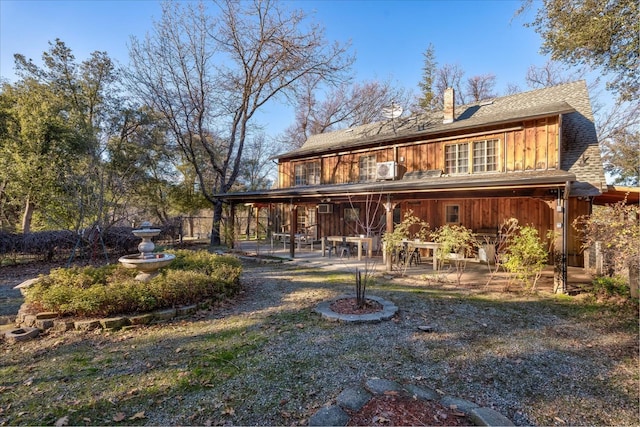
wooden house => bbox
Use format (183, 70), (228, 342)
(219, 81), (608, 290)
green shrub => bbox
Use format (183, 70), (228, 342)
(382, 210), (430, 274)
(24, 250), (242, 317)
(430, 224), (478, 285)
(503, 225), (547, 291)
(591, 276), (630, 298)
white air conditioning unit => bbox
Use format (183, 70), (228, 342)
(376, 161), (397, 180)
(317, 204), (333, 214)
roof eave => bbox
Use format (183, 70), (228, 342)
(216, 171), (576, 203)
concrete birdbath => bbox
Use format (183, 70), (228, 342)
(118, 221), (175, 282)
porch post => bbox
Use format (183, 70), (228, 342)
(553, 185), (568, 294)
(255, 205), (260, 240)
(383, 198), (396, 272)
(289, 202), (297, 258)
(229, 202), (236, 250)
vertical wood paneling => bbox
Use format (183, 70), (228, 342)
(511, 130), (524, 171)
(288, 116), (560, 186)
(279, 162), (291, 187)
(524, 122), (536, 170)
(548, 119), (559, 169)
(535, 119), (547, 169)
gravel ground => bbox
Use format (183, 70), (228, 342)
(1, 259), (638, 426)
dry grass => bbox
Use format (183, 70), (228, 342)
(1, 260), (638, 426)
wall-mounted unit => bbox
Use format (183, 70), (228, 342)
(317, 204), (334, 214)
(376, 161), (397, 180)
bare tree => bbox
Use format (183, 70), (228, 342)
(465, 73), (497, 102)
(504, 82), (522, 95)
(434, 63), (465, 106)
(283, 78), (410, 149)
(127, 0), (352, 245)
(525, 60), (581, 89)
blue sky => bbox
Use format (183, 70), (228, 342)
(1, 0), (554, 136)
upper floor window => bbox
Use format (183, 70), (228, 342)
(359, 155), (377, 181)
(473, 139), (498, 172)
(294, 161), (320, 186)
(444, 139), (498, 174)
(445, 143), (469, 174)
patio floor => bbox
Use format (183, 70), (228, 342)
(233, 239), (593, 293)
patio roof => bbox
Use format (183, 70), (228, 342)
(593, 185), (640, 205)
(217, 170), (576, 204)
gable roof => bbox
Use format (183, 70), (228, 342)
(278, 80), (606, 195)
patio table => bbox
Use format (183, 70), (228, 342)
(321, 235), (373, 260)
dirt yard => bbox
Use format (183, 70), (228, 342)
(1, 257), (638, 426)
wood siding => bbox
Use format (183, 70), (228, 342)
(278, 117), (559, 185)
(272, 115), (587, 265)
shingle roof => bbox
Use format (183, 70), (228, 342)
(278, 80), (606, 195)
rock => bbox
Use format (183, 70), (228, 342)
(100, 317), (129, 331)
(74, 319), (100, 331)
(365, 378), (403, 395)
(417, 325), (436, 332)
(404, 383), (439, 401)
(35, 319), (54, 330)
(176, 304), (198, 317)
(153, 308), (176, 322)
(336, 386), (372, 412)
(440, 396), (480, 414)
(53, 320), (74, 332)
(23, 314), (37, 327)
(129, 313), (154, 325)
(308, 405), (349, 426)
(4, 327), (39, 343)
(469, 407), (515, 426)
(35, 312), (58, 320)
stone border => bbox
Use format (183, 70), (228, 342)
(4, 326), (40, 343)
(5, 277), (215, 342)
(315, 295), (398, 323)
(309, 378), (514, 426)
(3, 303), (206, 343)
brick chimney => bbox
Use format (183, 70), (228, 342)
(443, 87), (455, 124)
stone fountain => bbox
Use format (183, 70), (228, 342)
(118, 221), (176, 281)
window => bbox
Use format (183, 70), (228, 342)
(445, 204), (460, 224)
(344, 208), (360, 222)
(297, 208), (306, 231)
(296, 207), (317, 238)
(359, 155), (377, 181)
(444, 139), (498, 174)
(473, 139), (498, 172)
(294, 161), (320, 186)
(445, 143), (469, 174)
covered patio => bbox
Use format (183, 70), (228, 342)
(231, 239), (594, 293)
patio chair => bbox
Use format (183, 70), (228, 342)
(394, 244), (407, 266)
(408, 247), (421, 266)
(338, 237), (351, 258)
(324, 237), (338, 257)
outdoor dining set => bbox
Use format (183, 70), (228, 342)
(269, 232), (441, 270)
